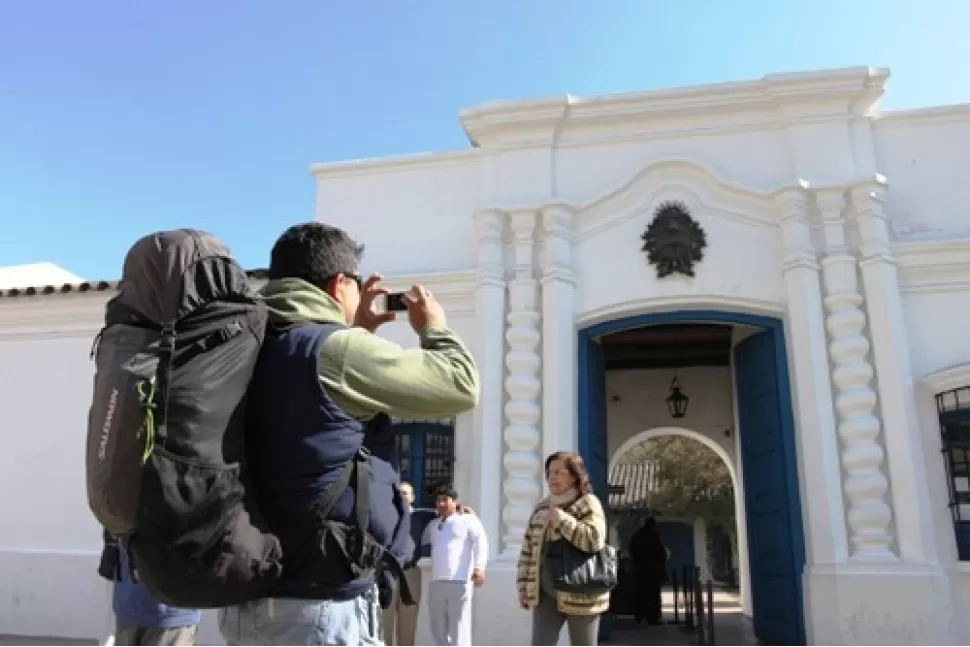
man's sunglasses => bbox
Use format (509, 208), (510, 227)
(326, 272), (362, 291)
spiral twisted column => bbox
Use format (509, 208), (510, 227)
(501, 209), (543, 554)
(817, 188), (894, 561)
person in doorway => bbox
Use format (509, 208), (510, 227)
(423, 486), (489, 646)
(381, 481), (436, 645)
(219, 222), (481, 646)
(517, 451), (609, 646)
(629, 517), (668, 625)
(98, 532), (201, 646)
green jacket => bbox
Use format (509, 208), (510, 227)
(261, 278), (480, 420)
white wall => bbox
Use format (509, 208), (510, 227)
(605, 367), (736, 465)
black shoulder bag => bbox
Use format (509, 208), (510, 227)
(545, 539), (619, 595)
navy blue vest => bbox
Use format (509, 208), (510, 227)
(246, 322), (413, 599)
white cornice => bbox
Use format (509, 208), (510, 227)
(894, 239), (970, 294)
(920, 363), (970, 394)
(309, 149), (481, 180)
(875, 103), (970, 127)
(460, 66), (889, 149)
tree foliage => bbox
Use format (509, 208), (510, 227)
(618, 436), (735, 526)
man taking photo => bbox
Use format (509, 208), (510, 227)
(219, 222), (480, 646)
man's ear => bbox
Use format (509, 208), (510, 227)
(321, 275), (341, 299)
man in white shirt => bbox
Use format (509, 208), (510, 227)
(423, 486), (488, 646)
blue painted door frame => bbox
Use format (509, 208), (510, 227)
(577, 310), (807, 645)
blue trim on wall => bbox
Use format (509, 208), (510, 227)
(577, 309), (806, 644)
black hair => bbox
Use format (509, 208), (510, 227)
(268, 222), (364, 287)
(433, 485), (458, 501)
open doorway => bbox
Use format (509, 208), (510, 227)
(578, 313), (806, 646)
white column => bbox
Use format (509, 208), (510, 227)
(850, 181), (939, 565)
(501, 209), (543, 556)
(816, 188), (895, 561)
(471, 209), (507, 555)
(774, 187), (849, 565)
(693, 518), (709, 579)
(540, 205), (577, 465)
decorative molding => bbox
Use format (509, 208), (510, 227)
(381, 270), (478, 317)
(473, 209), (507, 285)
(816, 188), (896, 561)
(576, 294), (785, 330)
(460, 67), (888, 149)
(920, 363), (970, 394)
(893, 239), (970, 294)
(501, 209), (543, 555)
(539, 206), (574, 285)
(876, 103), (970, 127)
(774, 185), (818, 272)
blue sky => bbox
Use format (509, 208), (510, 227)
(1, 0), (968, 280)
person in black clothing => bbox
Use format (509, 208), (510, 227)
(629, 517), (668, 625)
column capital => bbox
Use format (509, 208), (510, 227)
(539, 204), (573, 237)
(508, 208), (538, 237)
(773, 186), (810, 221)
(815, 189), (849, 251)
(473, 208), (507, 239)
(848, 177), (893, 261)
(815, 188), (847, 216)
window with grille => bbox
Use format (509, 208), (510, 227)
(936, 386), (970, 561)
(394, 419), (455, 508)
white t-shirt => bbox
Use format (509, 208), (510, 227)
(423, 513), (489, 582)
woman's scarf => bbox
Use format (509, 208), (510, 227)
(534, 488), (580, 530)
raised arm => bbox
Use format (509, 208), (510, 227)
(320, 326), (480, 421)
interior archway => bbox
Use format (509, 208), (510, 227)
(610, 426), (739, 495)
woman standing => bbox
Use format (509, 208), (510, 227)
(516, 451), (609, 646)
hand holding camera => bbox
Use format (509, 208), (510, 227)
(389, 284), (446, 334)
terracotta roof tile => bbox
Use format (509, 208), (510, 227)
(0, 269), (270, 300)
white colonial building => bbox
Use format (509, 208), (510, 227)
(2, 66), (970, 645)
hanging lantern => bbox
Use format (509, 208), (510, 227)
(666, 374), (689, 419)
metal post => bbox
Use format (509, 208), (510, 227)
(670, 568), (680, 625)
(695, 568), (706, 645)
(683, 565), (694, 631)
(707, 578), (716, 646)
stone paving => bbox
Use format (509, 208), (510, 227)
(604, 589), (757, 646)
(1, 590), (757, 646)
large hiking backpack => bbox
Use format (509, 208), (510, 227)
(85, 229), (282, 608)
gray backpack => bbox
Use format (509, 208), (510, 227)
(85, 229), (282, 607)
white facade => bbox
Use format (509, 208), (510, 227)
(2, 66), (970, 644)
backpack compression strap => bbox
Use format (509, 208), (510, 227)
(312, 448), (415, 606)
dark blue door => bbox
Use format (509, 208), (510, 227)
(578, 336), (609, 501)
(657, 521), (695, 575)
(578, 335), (612, 640)
(734, 331), (805, 645)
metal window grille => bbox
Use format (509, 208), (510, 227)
(935, 386), (970, 560)
(393, 419), (455, 508)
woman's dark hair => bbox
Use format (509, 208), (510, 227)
(544, 451), (592, 495)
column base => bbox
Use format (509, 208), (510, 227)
(804, 563), (955, 645)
